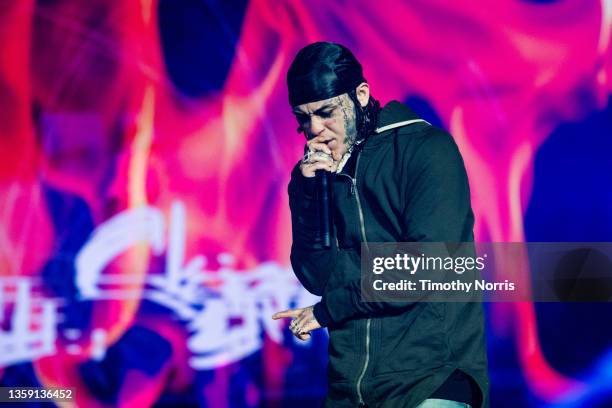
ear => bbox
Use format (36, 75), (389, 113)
(355, 82), (370, 108)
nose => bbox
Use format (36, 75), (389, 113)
(309, 115), (326, 137)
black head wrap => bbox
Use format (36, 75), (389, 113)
(287, 42), (365, 107)
(287, 42), (381, 141)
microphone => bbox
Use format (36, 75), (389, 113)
(315, 169), (333, 248)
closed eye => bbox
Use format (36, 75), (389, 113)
(292, 104), (337, 127)
(294, 113), (310, 125)
(317, 109), (334, 118)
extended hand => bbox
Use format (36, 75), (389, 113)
(272, 305), (321, 341)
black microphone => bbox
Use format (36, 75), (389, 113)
(315, 169), (333, 248)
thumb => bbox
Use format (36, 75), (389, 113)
(297, 332), (311, 341)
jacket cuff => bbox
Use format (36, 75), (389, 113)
(298, 173), (317, 198)
(313, 300), (332, 328)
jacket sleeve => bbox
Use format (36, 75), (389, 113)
(314, 129), (475, 326)
(288, 163), (338, 297)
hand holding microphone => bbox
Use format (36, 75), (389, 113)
(299, 146), (336, 177)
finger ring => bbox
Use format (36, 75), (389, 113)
(303, 150), (332, 164)
(303, 151), (314, 163)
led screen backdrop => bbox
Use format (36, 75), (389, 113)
(1, 0), (612, 406)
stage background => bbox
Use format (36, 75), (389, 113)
(1, 0), (611, 406)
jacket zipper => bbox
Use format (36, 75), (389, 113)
(350, 153), (371, 406)
(336, 151), (371, 406)
(338, 152), (372, 405)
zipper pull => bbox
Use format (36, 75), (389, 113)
(350, 180), (356, 196)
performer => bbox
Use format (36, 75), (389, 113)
(273, 42), (489, 408)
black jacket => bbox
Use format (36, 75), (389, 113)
(288, 101), (489, 408)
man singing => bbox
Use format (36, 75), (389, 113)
(272, 42), (489, 408)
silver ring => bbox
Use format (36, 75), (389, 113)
(303, 151), (314, 163)
(303, 150), (332, 164)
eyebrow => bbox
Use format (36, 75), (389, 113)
(292, 103), (336, 116)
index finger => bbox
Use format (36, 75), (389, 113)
(272, 309), (301, 319)
(307, 140), (332, 155)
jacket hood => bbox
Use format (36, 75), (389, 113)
(362, 101), (427, 149)
(375, 100), (421, 130)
